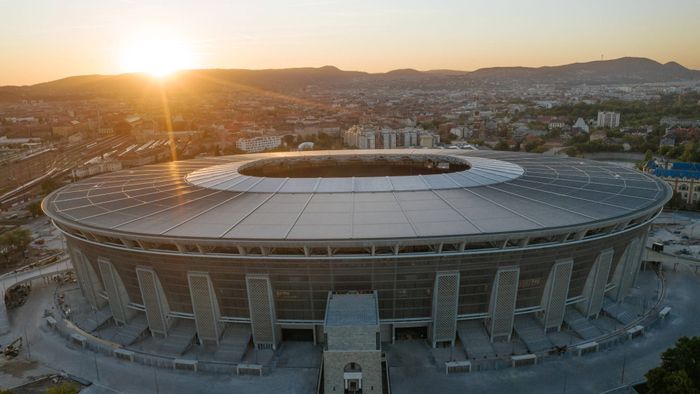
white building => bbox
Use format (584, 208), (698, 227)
(449, 127), (472, 139)
(344, 126), (377, 149)
(72, 160), (123, 179)
(420, 134), (440, 148)
(236, 136), (282, 153)
(573, 118), (590, 133)
(380, 129), (397, 149)
(345, 125), (427, 149)
(596, 111), (620, 128)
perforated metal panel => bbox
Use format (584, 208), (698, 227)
(432, 271), (460, 346)
(579, 249), (613, 317)
(188, 272), (221, 344)
(98, 258), (130, 324)
(246, 275), (278, 348)
(70, 249), (92, 303)
(71, 249), (104, 309)
(632, 233), (649, 286)
(615, 238), (642, 301)
(488, 267), (519, 341)
(137, 267), (170, 336)
(541, 259), (573, 331)
(610, 246), (629, 302)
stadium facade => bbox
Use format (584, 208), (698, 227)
(43, 150), (671, 349)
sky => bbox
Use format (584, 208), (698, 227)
(1, 0), (699, 85)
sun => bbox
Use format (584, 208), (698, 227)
(120, 36), (196, 77)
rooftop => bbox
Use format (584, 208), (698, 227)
(43, 150), (671, 242)
(324, 293), (378, 327)
(647, 159), (700, 180)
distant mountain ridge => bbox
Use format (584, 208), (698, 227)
(464, 57), (700, 83)
(1, 57), (698, 100)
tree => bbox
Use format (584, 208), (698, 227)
(41, 179), (59, 194)
(28, 201), (44, 217)
(0, 228), (32, 264)
(494, 140), (510, 151)
(645, 149), (653, 162)
(645, 336), (700, 393)
(282, 134), (296, 148)
(679, 142), (700, 163)
(646, 369), (698, 394)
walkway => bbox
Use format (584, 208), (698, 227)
(644, 248), (700, 272)
(0, 257), (73, 334)
(0, 257), (73, 293)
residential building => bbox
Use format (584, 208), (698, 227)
(380, 129), (397, 149)
(72, 160), (123, 179)
(596, 111), (620, 128)
(235, 136), (282, 153)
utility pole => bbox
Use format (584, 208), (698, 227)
(25, 328), (31, 359)
(562, 370), (567, 393)
(153, 364), (160, 394)
(92, 306), (100, 384)
(620, 350), (627, 385)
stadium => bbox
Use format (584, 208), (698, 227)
(43, 150), (671, 352)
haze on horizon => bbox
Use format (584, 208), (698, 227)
(1, 0), (699, 85)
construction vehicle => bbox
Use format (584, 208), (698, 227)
(3, 337), (22, 359)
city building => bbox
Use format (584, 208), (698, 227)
(399, 127), (418, 148)
(380, 129), (397, 149)
(344, 125), (430, 149)
(343, 125), (376, 149)
(42, 150), (670, 358)
(572, 117), (590, 133)
(71, 159), (123, 179)
(235, 135), (282, 153)
(645, 159), (700, 205)
(449, 126), (472, 139)
(596, 111), (621, 128)
(419, 134), (439, 148)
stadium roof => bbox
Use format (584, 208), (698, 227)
(44, 150), (671, 242)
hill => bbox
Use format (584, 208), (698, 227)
(468, 57), (700, 83)
(1, 57), (698, 100)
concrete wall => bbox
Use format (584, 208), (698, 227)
(323, 351), (382, 394)
(325, 325), (379, 351)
